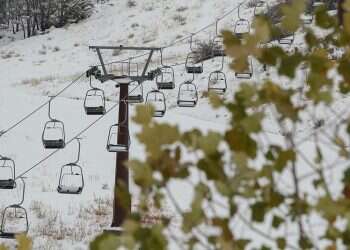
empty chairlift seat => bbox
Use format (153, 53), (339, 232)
(235, 58), (253, 79)
(177, 81), (198, 107)
(42, 98), (66, 149)
(107, 124), (130, 153)
(186, 52), (203, 74)
(127, 81), (144, 104)
(57, 164), (84, 194)
(0, 178), (28, 239)
(156, 66), (175, 90)
(212, 36), (225, 57)
(254, 1), (269, 16)
(0, 205), (29, 239)
(208, 71), (227, 94)
(84, 88), (106, 115)
(0, 156), (16, 190)
(42, 119), (66, 149)
(146, 90), (166, 117)
(234, 18), (250, 39)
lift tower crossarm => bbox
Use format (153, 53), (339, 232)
(89, 45), (161, 83)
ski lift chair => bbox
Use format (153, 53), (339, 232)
(107, 124), (130, 153)
(177, 81), (198, 107)
(212, 36), (225, 57)
(0, 178), (29, 239)
(42, 97), (66, 149)
(254, 1), (269, 16)
(234, 18), (250, 40)
(42, 120), (66, 149)
(0, 156), (16, 190)
(84, 88), (106, 115)
(156, 66), (175, 90)
(0, 205), (29, 239)
(57, 164), (84, 194)
(57, 139), (84, 194)
(186, 52), (203, 74)
(235, 58), (253, 79)
(127, 81), (144, 104)
(278, 27), (295, 45)
(146, 90), (166, 117)
(208, 71), (227, 94)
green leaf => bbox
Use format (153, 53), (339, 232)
(225, 127), (257, 158)
(251, 202), (267, 222)
(272, 215), (284, 228)
(133, 104), (154, 125)
(16, 234), (32, 250)
(128, 160), (153, 188)
(277, 238), (286, 249)
(281, 0), (305, 32)
(90, 233), (119, 250)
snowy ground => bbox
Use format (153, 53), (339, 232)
(0, 0), (347, 249)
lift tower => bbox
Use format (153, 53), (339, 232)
(89, 45), (161, 229)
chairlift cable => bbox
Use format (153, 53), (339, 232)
(0, 72), (86, 137)
(14, 81), (144, 180)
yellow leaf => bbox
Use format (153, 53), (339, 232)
(16, 234), (33, 250)
(132, 104), (154, 125)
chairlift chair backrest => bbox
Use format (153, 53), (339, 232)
(107, 124), (130, 153)
(0, 156), (16, 189)
(146, 90), (167, 117)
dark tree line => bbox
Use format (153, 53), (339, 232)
(0, 0), (93, 38)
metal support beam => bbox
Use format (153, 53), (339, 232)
(96, 48), (107, 75)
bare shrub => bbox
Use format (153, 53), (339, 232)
(192, 39), (223, 62)
(127, 0), (136, 8)
(173, 15), (186, 26)
(176, 6), (188, 12)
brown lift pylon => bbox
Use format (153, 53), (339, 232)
(89, 45), (162, 229)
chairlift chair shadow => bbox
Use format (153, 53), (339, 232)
(146, 90), (167, 117)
